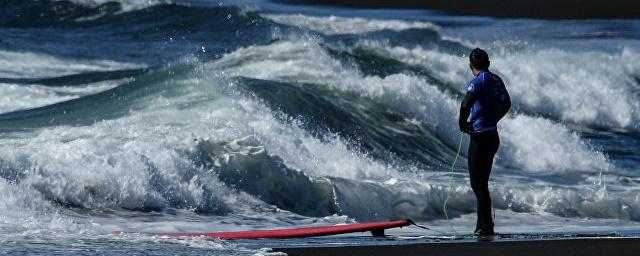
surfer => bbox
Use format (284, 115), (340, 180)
(458, 48), (511, 236)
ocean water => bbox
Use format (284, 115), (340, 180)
(1, 0), (640, 254)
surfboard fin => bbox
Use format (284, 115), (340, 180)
(370, 229), (385, 237)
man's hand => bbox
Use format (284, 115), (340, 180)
(459, 91), (476, 135)
(459, 121), (473, 134)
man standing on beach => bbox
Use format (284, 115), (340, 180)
(458, 48), (511, 235)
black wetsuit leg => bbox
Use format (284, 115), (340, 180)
(468, 129), (500, 233)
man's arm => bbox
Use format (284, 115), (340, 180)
(459, 91), (476, 134)
(498, 91), (511, 120)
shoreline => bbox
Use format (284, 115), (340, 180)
(273, 0), (640, 19)
(274, 237), (640, 256)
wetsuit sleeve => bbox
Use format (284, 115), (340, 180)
(459, 91), (476, 133)
(498, 90), (511, 120)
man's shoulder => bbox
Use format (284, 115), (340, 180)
(471, 73), (485, 83)
(487, 71), (505, 85)
(468, 74), (485, 92)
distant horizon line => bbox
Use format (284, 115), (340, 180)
(273, 0), (640, 19)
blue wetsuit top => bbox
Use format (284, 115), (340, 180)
(464, 70), (510, 133)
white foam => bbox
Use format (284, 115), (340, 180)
(2, 112), (231, 212)
(0, 83), (77, 114)
(0, 66), (392, 231)
(338, 173), (640, 222)
(213, 40), (609, 173)
(240, 102), (395, 181)
(499, 115), (609, 172)
(375, 44), (640, 130)
(0, 75), (242, 216)
(64, 0), (170, 13)
(0, 81), (123, 114)
(494, 48), (639, 129)
(0, 50), (143, 112)
(0, 179), (88, 236)
(264, 14), (439, 35)
(0, 50), (145, 79)
(622, 48), (640, 76)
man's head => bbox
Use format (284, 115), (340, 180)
(469, 48), (490, 75)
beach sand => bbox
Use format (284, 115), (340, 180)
(274, 237), (640, 256)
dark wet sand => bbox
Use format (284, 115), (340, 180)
(274, 238), (640, 256)
(275, 0), (640, 19)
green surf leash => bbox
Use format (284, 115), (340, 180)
(444, 132), (480, 237)
(409, 132), (480, 238)
(442, 132), (463, 236)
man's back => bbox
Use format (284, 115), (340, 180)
(467, 70), (510, 133)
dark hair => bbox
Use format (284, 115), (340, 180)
(469, 48), (490, 70)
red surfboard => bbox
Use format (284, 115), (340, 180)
(113, 219), (410, 239)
